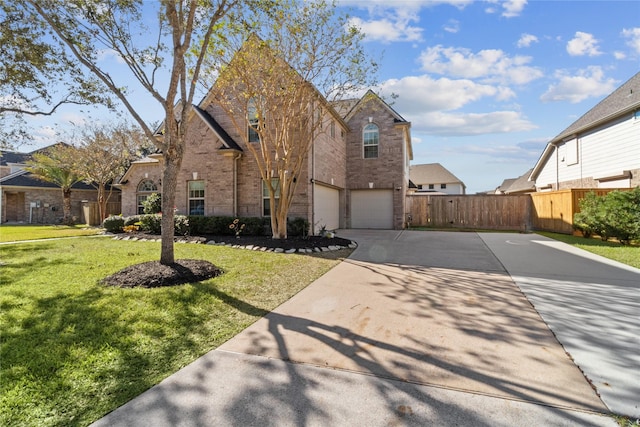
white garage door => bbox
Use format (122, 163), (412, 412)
(314, 184), (340, 232)
(351, 189), (393, 229)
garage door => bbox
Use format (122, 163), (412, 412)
(314, 184), (340, 232)
(351, 189), (393, 229)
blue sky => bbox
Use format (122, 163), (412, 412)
(22, 0), (640, 193)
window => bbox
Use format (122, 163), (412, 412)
(188, 180), (205, 215)
(262, 178), (280, 216)
(428, 184), (434, 190)
(137, 179), (158, 214)
(330, 121), (336, 139)
(441, 184), (447, 189)
(363, 123), (379, 158)
(248, 99), (260, 143)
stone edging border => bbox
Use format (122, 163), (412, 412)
(111, 234), (358, 254)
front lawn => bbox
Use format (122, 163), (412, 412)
(0, 224), (101, 243)
(0, 237), (352, 426)
(538, 231), (640, 269)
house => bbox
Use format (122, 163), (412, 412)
(117, 83), (413, 231)
(0, 145), (118, 224)
(408, 163), (466, 195)
(530, 71), (640, 191)
(494, 168), (536, 194)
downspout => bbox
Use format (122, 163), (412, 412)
(555, 144), (559, 190)
(233, 152), (242, 217)
(0, 184), (3, 223)
(310, 102), (316, 234)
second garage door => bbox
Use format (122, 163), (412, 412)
(351, 189), (393, 229)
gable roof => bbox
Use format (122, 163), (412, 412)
(551, 71), (640, 144)
(410, 163), (464, 185)
(343, 90), (408, 123)
(0, 151), (32, 166)
(192, 105), (243, 152)
(530, 71), (640, 181)
(497, 168), (535, 194)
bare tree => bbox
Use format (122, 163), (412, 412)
(18, 0), (245, 264)
(212, 0), (376, 238)
(73, 123), (148, 222)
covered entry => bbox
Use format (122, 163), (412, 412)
(313, 184), (340, 232)
(351, 189), (393, 229)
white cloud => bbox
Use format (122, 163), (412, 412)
(566, 32), (602, 57)
(614, 51), (626, 60)
(377, 75), (513, 113)
(418, 45), (543, 85)
(412, 111), (536, 136)
(463, 138), (547, 161)
(373, 75), (534, 136)
(348, 12), (422, 43)
(338, 0), (472, 10)
(443, 19), (460, 33)
(485, 0), (527, 17)
(540, 67), (617, 104)
(517, 33), (538, 48)
(97, 48), (126, 64)
(622, 27), (640, 55)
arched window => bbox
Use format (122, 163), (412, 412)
(363, 123), (379, 158)
(137, 179), (158, 214)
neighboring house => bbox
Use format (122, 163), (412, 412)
(408, 163), (466, 195)
(118, 87), (413, 231)
(530, 71), (640, 191)
(494, 168), (536, 194)
(0, 146), (118, 224)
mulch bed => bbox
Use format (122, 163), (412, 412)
(102, 233), (355, 288)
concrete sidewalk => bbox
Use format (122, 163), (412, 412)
(91, 230), (622, 426)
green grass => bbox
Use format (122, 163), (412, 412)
(0, 237), (351, 426)
(0, 224), (101, 243)
(537, 232), (640, 269)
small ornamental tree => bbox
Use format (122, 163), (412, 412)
(212, 0), (376, 239)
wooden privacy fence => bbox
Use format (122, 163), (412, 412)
(406, 188), (628, 234)
(406, 194), (531, 231)
(529, 188), (623, 234)
(81, 201), (121, 226)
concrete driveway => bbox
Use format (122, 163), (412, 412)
(92, 230), (633, 426)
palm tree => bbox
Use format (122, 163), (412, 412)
(26, 144), (82, 225)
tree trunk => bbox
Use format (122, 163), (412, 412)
(160, 156), (180, 265)
(97, 183), (106, 223)
(62, 188), (73, 225)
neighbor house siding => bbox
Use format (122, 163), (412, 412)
(536, 110), (640, 190)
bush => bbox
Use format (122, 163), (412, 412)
(124, 215), (141, 226)
(187, 216), (268, 236)
(574, 188), (640, 244)
(103, 215), (125, 233)
(142, 193), (162, 214)
(139, 214), (190, 236)
(288, 217), (310, 236)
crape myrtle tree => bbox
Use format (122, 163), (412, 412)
(73, 122), (150, 222)
(25, 144), (82, 225)
(212, 0), (376, 239)
(16, 0), (258, 264)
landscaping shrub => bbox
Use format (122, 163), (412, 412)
(142, 193), (162, 214)
(139, 214), (190, 236)
(288, 217), (310, 236)
(103, 215), (125, 233)
(187, 216), (268, 236)
(574, 188), (640, 244)
(124, 215), (141, 226)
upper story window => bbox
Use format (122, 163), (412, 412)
(188, 180), (205, 216)
(137, 179), (158, 214)
(363, 123), (379, 159)
(441, 184), (447, 189)
(248, 98), (260, 143)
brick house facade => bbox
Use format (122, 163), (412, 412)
(118, 89), (412, 232)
